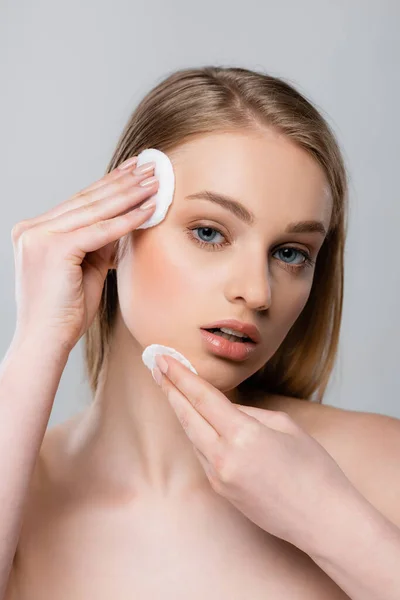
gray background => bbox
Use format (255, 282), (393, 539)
(1, 0), (399, 426)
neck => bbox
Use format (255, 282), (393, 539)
(64, 310), (240, 501)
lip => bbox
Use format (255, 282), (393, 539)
(199, 329), (258, 362)
(200, 319), (262, 344)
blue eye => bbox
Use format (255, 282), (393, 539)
(185, 225), (315, 273)
(191, 226), (225, 247)
(275, 247), (306, 265)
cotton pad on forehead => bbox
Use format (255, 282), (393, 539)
(142, 344), (198, 375)
(135, 148), (175, 229)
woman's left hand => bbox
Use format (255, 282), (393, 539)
(153, 354), (356, 554)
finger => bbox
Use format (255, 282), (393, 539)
(236, 405), (271, 419)
(72, 162), (135, 199)
(53, 180), (159, 256)
(237, 404), (300, 434)
(192, 446), (218, 482)
(43, 172), (158, 233)
(59, 162), (154, 216)
(156, 355), (245, 441)
(23, 157), (140, 227)
(79, 156), (138, 193)
(158, 372), (220, 458)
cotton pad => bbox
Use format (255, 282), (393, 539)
(135, 148), (175, 229)
(142, 344), (198, 376)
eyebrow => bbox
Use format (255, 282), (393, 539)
(185, 190), (327, 237)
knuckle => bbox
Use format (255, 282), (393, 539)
(230, 420), (260, 448)
(179, 413), (190, 431)
(268, 410), (299, 433)
(81, 200), (95, 214)
(14, 227), (38, 251)
(209, 471), (224, 492)
(93, 218), (109, 232)
(191, 393), (205, 413)
(272, 410), (295, 426)
(70, 189), (89, 202)
(218, 457), (236, 484)
(211, 444), (233, 483)
(81, 200), (101, 221)
(108, 181), (125, 197)
(11, 220), (31, 242)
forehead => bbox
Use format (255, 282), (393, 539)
(167, 130), (332, 228)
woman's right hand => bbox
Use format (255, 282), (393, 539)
(11, 157), (159, 352)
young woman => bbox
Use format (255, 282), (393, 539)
(2, 65), (396, 599)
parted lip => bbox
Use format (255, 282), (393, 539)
(200, 319), (261, 344)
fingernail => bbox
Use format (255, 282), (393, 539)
(155, 355), (168, 374)
(117, 156), (138, 170)
(152, 366), (163, 385)
(139, 175), (158, 188)
(139, 198), (156, 211)
(134, 162), (156, 175)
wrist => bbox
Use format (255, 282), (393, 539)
(8, 328), (71, 367)
(309, 484), (398, 563)
(307, 486), (400, 600)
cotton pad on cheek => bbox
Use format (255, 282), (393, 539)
(135, 148), (175, 229)
(142, 344), (198, 376)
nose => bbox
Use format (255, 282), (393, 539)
(225, 259), (272, 312)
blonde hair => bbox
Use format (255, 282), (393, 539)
(84, 66), (348, 405)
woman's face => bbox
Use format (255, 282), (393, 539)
(116, 129), (332, 393)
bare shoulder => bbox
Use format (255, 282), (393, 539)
(11, 414), (81, 566)
(5, 434), (50, 598)
(261, 393), (400, 529)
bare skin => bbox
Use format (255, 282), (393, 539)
(4, 128), (346, 597)
(8, 397), (353, 600)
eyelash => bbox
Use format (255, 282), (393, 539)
(185, 225), (316, 273)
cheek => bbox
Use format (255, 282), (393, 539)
(116, 231), (198, 335)
(273, 280), (313, 334)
